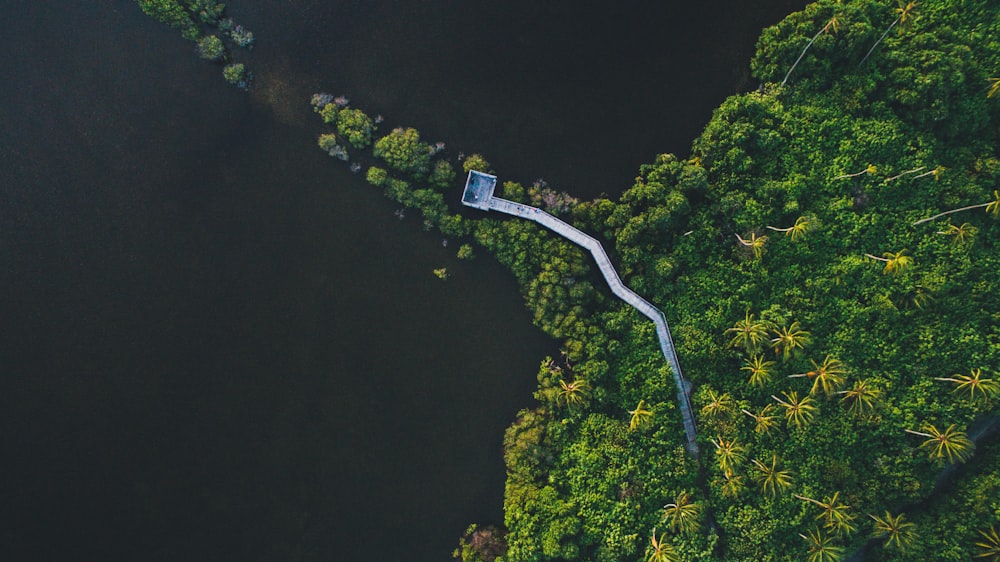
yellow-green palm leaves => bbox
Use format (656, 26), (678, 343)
(797, 492), (857, 535)
(800, 527), (846, 562)
(742, 404), (779, 434)
(772, 391), (818, 428)
(557, 378), (589, 408)
(771, 321), (812, 359)
(646, 529), (679, 562)
(865, 250), (913, 275)
(767, 215), (814, 241)
(937, 222), (977, 244)
(742, 355), (775, 388)
(726, 312), (771, 354)
(751, 455), (793, 496)
(662, 491), (701, 534)
(870, 511), (916, 551)
(790, 355), (847, 397)
(905, 423), (974, 463)
(710, 435), (745, 475)
(935, 369), (999, 403)
(701, 389), (735, 419)
(976, 524), (1000, 561)
(837, 379), (881, 416)
(629, 400), (654, 431)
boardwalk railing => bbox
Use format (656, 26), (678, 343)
(480, 195), (699, 456)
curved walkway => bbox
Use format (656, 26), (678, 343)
(482, 196), (699, 456)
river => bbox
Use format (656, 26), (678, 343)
(0, 0), (803, 559)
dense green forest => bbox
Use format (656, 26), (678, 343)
(134, 0), (1000, 559)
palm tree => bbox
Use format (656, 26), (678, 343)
(742, 355), (776, 387)
(720, 471), (745, 499)
(629, 400), (654, 431)
(870, 511), (916, 551)
(865, 250), (913, 275)
(790, 355), (847, 397)
(767, 215), (814, 241)
(884, 165), (926, 182)
(837, 379), (881, 416)
(976, 524), (1000, 561)
(647, 529), (679, 562)
(859, 1), (919, 67)
(725, 311), (771, 353)
(896, 284), (934, 310)
(796, 492), (857, 535)
(935, 369), (999, 403)
(771, 321), (812, 360)
(913, 190), (1000, 225)
(751, 455), (793, 496)
(781, 15), (841, 86)
(735, 232), (768, 259)
(905, 423), (975, 463)
(835, 164), (877, 180)
(988, 77), (1000, 99)
(800, 527), (846, 562)
(557, 378), (590, 408)
(742, 404), (779, 434)
(937, 222), (977, 244)
(710, 435), (746, 475)
(772, 391), (818, 428)
(701, 389), (735, 419)
(662, 491), (701, 534)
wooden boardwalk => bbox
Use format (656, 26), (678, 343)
(483, 196), (699, 456)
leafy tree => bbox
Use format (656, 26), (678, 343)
(742, 405), (779, 434)
(905, 424), (975, 463)
(837, 379), (881, 416)
(751, 455), (793, 496)
(772, 391), (817, 428)
(365, 166), (388, 187)
(870, 511), (916, 551)
(725, 312), (771, 354)
(800, 527), (845, 562)
(336, 108), (375, 149)
(136, 0), (196, 34)
(789, 355), (847, 397)
(976, 525), (1000, 561)
(934, 368), (999, 403)
(462, 153), (491, 174)
(628, 399), (653, 431)
(433, 268), (449, 280)
(319, 103), (339, 124)
(187, 0), (225, 24)
(373, 127), (432, 179)
(429, 159), (457, 191)
(661, 492), (701, 534)
(770, 321), (811, 360)
(196, 35), (226, 61)
(742, 355), (775, 387)
(222, 63), (248, 88)
(456, 244), (475, 260)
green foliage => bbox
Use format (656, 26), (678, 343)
(429, 159), (457, 191)
(319, 103), (339, 125)
(136, 0), (196, 34)
(457, 243), (475, 260)
(366, 166), (388, 188)
(336, 108), (374, 149)
(196, 34), (226, 61)
(373, 127), (432, 179)
(187, 0), (225, 24)
(222, 63), (247, 87)
(462, 153), (491, 174)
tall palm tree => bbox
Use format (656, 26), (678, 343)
(743, 355), (776, 387)
(751, 455), (793, 496)
(870, 511), (916, 551)
(913, 190), (1000, 225)
(726, 312), (771, 353)
(790, 355), (848, 397)
(865, 250), (913, 275)
(710, 435), (746, 475)
(905, 423), (975, 463)
(800, 527), (846, 562)
(771, 321), (812, 360)
(629, 400), (654, 431)
(935, 369), (999, 403)
(742, 404), (779, 434)
(735, 232), (769, 259)
(557, 378), (590, 409)
(988, 77), (1000, 99)
(837, 379), (881, 416)
(859, 1), (919, 67)
(701, 389), (735, 419)
(796, 492), (857, 535)
(976, 524), (1000, 561)
(720, 471), (745, 499)
(647, 529), (679, 562)
(662, 491), (701, 534)
(773, 391), (818, 428)
(781, 16), (840, 86)
(937, 222), (977, 244)
(767, 215), (814, 240)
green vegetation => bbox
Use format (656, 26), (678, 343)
(222, 63), (249, 88)
(196, 35), (225, 61)
(146, 0), (998, 557)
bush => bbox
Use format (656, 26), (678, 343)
(319, 103), (338, 124)
(317, 134), (348, 161)
(457, 244), (475, 260)
(222, 63), (246, 86)
(187, 0), (225, 25)
(336, 108), (375, 149)
(196, 35), (226, 61)
(429, 159), (457, 191)
(462, 153), (491, 174)
(373, 127), (432, 179)
(366, 167), (388, 188)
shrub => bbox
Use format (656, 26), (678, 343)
(462, 153), (491, 174)
(373, 127), (432, 179)
(222, 63), (249, 88)
(319, 103), (338, 124)
(429, 160), (456, 191)
(196, 35), (226, 61)
(366, 167), (388, 188)
(336, 108), (375, 149)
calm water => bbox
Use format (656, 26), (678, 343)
(0, 1), (802, 560)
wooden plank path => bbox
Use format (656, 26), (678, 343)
(484, 196), (700, 456)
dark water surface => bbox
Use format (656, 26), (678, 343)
(0, 1), (802, 560)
